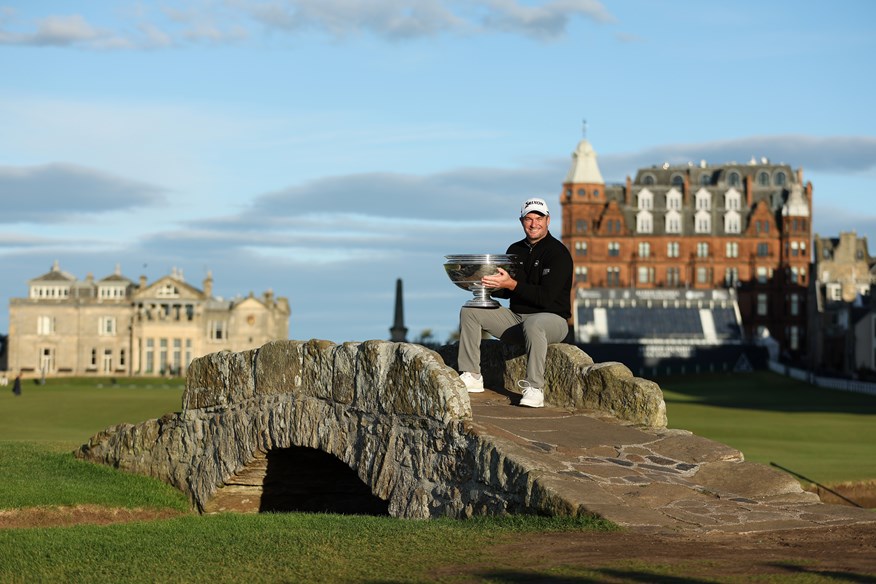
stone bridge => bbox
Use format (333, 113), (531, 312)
(77, 339), (875, 531)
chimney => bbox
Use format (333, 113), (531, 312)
(203, 270), (213, 297)
(139, 275), (147, 289)
(745, 174), (753, 208)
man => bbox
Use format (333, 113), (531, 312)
(456, 197), (573, 408)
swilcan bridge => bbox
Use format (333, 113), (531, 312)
(77, 339), (875, 532)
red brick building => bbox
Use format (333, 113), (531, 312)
(560, 138), (812, 360)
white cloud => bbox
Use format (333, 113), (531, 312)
(0, 0), (615, 49)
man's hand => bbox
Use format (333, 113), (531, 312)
(482, 267), (517, 291)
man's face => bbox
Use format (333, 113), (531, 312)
(520, 212), (550, 243)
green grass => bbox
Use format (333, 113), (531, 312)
(0, 513), (612, 583)
(0, 376), (183, 451)
(0, 441), (189, 511)
(657, 371), (876, 485)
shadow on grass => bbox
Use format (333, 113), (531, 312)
(655, 371), (876, 415)
(466, 566), (876, 583)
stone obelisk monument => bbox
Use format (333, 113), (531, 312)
(389, 278), (408, 342)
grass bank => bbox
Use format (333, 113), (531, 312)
(657, 371), (876, 485)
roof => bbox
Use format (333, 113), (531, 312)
(564, 139), (605, 185)
(29, 260), (76, 284)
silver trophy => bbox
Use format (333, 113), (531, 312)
(444, 254), (521, 308)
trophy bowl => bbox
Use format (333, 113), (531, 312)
(444, 254), (522, 308)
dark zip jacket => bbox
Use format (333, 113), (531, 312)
(493, 231), (573, 319)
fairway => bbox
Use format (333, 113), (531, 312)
(0, 377), (183, 451)
(658, 371), (876, 485)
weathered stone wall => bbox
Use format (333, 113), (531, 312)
(76, 339), (667, 517)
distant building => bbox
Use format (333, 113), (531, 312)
(7, 262), (290, 377)
(808, 232), (876, 376)
(560, 138), (811, 362)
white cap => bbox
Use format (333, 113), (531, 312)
(520, 197), (549, 218)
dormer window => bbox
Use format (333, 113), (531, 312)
(724, 189), (741, 211)
(775, 171), (787, 186)
(637, 189), (653, 210)
(695, 188), (712, 211)
(671, 174), (684, 189)
(642, 174), (656, 185)
(666, 188), (682, 211)
(636, 210), (653, 233)
(727, 171), (741, 187)
(758, 171), (770, 186)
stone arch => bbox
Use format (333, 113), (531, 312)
(77, 339), (667, 519)
(205, 446), (390, 515)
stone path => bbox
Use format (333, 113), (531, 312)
(467, 387), (876, 534)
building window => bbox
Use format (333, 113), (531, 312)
(789, 326), (800, 350)
(575, 241), (587, 256)
(827, 283), (841, 301)
(607, 267), (620, 287)
(643, 174), (655, 185)
(697, 242), (709, 258)
(728, 171), (741, 186)
(726, 241), (739, 258)
(160, 338), (168, 373)
(665, 210), (681, 233)
(638, 266), (654, 284)
(666, 267), (681, 287)
(667, 242), (680, 258)
(638, 191), (653, 210)
(593, 189), (600, 198)
(608, 242), (620, 257)
(725, 267), (739, 287)
(638, 242), (651, 258)
(724, 190), (741, 211)
(775, 171), (786, 186)
(99, 316), (117, 336)
(575, 220), (587, 233)
(757, 293), (768, 316)
(671, 174), (684, 189)
(695, 211), (711, 233)
(636, 211), (653, 233)
(790, 293), (800, 316)
(120, 348), (126, 367)
(145, 339), (154, 373)
(790, 267), (800, 284)
(185, 339), (192, 370)
(209, 320), (227, 340)
(757, 267), (769, 284)
(758, 171), (770, 186)
(173, 339), (182, 375)
(700, 174), (711, 186)
(90, 348), (97, 367)
(724, 211), (740, 234)
(666, 190), (682, 211)
(757, 243), (769, 257)
(577, 188), (585, 196)
(37, 315), (55, 335)
(696, 267), (712, 284)
(575, 266), (588, 283)
(695, 190), (711, 211)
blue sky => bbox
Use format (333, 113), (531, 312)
(2, 0), (875, 344)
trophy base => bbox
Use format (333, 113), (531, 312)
(463, 298), (501, 308)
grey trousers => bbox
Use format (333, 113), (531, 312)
(457, 306), (569, 389)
